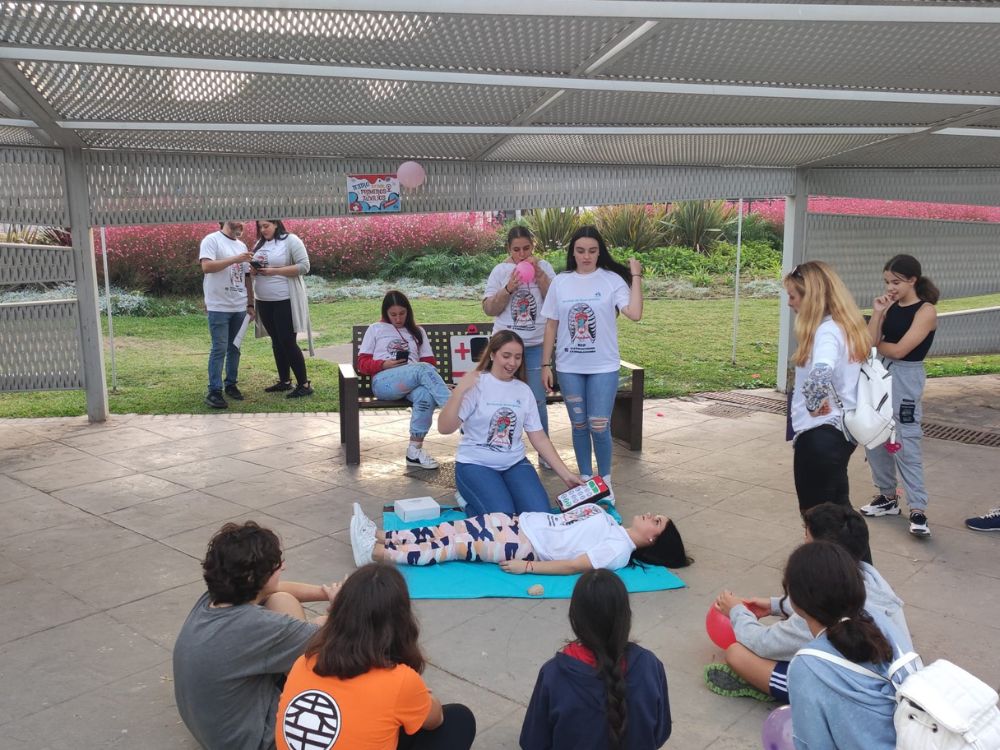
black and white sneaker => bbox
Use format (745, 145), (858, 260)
(405, 447), (439, 469)
(908, 511), (931, 537)
(286, 381), (314, 399)
(859, 494), (900, 517)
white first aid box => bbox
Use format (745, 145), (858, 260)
(394, 496), (441, 522)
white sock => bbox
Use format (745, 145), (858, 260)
(407, 442), (421, 457)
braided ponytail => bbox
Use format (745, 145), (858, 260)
(569, 569), (632, 749)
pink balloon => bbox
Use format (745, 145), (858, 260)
(761, 705), (794, 750)
(705, 605), (737, 649)
(516, 260), (535, 284)
(397, 161), (426, 189)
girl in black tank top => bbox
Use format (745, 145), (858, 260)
(859, 254), (939, 538)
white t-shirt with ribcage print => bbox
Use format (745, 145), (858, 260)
(455, 372), (542, 470)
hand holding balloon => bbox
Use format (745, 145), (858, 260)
(706, 603), (737, 649)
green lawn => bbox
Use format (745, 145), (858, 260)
(2, 296), (999, 418)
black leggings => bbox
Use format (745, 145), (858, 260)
(397, 704), (476, 750)
(793, 425), (856, 513)
(794, 425), (872, 564)
(256, 299), (307, 386)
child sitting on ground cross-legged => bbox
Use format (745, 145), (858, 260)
(520, 569), (672, 750)
(703, 503), (912, 703)
(276, 564), (476, 750)
(173, 521), (339, 750)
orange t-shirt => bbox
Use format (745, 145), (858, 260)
(276, 655), (432, 750)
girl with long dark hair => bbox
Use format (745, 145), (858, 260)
(784, 541), (915, 750)
(482, 226), (557, 445)
(520, 569), (671, 750)
(784, 261), (869, 513)
(357, 290), (451, 468)
(859, 254), (939, 537)
(540, 226), (643, 501)
(438, 330), (582, 516)
(250, 219), (314, 398)
(275, 564), (476, 750)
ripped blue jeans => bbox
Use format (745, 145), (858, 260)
(555, 370), (618, 478)
(371, 362), (451, 438)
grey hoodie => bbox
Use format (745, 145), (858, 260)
(729, 562), (913, 661)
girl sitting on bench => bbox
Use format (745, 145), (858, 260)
(350, 502), (690, 574)
(357, 290), (451, 469)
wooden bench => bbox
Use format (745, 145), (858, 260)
(338, 323), (644, 465)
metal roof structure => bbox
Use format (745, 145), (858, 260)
(2, 1), (1000, 418)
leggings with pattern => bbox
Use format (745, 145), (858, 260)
(384, 513), (536, 566)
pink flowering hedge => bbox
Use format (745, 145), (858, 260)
(96, 213), (500, 294)
(748, 197), (1000, 234)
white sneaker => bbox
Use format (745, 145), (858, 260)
(350, 502), (376, 567)
(406, 447), (439, 469)
(538, 457), (552, 470)
(454, 491), (467, 510)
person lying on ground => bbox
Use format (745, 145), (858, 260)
(350, 502), (690, 573)
(173, 521), (339, 750)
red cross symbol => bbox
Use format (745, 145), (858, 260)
(454, 341), (472, 360)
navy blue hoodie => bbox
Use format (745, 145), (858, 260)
(520, 643), (671, 750)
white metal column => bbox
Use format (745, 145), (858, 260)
(64, 146), (109, 421)
(776, 169), (809, 393)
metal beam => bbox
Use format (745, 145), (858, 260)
(777, 169), (808, 394)
(32, 1), (1000, 23)
(6, 48), (1000, 107)
(57, 122), (927, 135)
(0, 63), (82, 148)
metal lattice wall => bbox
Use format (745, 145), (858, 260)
(0, 147), (69, 226)
(0, 300), (84, 390)
(806, 213), (1000, 304)
(932, 308), (1000, 357)
(85, 151), (797, 226)
(0, 242), (75, 284)
(810, 168), (1000, 207)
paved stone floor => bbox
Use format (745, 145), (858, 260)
(1, 378), (998, 749)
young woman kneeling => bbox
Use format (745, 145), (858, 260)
(438, 330), (582, 516)
(350, 503), (690, 574)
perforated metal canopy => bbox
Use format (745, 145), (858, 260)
(3, 0), (1000, 174)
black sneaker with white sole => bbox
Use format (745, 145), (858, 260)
(859, 494), (900, 517)
(908, 511), (931, 537)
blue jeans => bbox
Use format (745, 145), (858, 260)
(207, 310), (245, 393)
(523, 344), (549, 434)
(372, 362), (451, 438)
(556, 370), (618, 478)
(456, 458), (552, 516)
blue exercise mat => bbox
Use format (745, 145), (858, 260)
(383, 509), (686, 599)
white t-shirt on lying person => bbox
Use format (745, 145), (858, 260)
(540, 269), (630, 374)
(455, 372), (542, 471)
(519, 504), (636, 570)
(359, 321), (434, 364)
(484, 260), (556, 347)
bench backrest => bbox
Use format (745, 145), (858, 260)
(351, 323), (494, 398)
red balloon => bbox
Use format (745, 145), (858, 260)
(706, 604), (737, 649)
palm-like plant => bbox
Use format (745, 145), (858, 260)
(661, 200), (737, 253)
(523, 208), (582, 251)
(592, 204), (668, 253)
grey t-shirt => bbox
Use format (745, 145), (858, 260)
(173, 592), (319, 750)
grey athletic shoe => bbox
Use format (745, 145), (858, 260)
(704, 663), (774, 702)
